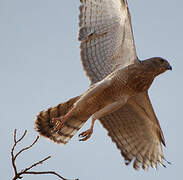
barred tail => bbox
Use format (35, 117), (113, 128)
(35, 96), (86, 144)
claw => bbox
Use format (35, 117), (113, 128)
(79, 129), (93, 141)
(51, 117), (65, 132)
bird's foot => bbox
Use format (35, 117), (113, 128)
(79, 129), (93, 141)
(51, 116), (66, 132)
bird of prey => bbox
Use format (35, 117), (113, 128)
(35, 0), (172, 170)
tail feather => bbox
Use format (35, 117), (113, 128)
(35, 96), (87, 144)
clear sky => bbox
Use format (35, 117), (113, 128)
(1, 0), (182, 179)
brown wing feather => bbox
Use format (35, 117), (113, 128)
(99, 92), (165, 170)
(79, 0), (137, 83)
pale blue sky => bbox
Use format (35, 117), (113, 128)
(0, 0), (182, 179)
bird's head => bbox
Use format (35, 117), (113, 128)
(143, 57), (172, 75)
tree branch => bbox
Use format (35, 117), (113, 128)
(20, 156), (51, 173)
(23, 171), (77, 180)
(14, 136), (39, 160)
(11, 129), (78, 180)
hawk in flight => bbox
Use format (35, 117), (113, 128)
(35, 0), (172, 170)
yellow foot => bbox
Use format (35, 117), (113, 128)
(79, 129), (93, 141)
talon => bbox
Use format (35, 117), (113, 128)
(79, 129), (93, 141)
(79, 131), (88, 137)
(51, 117), (66, 132)
(51, 117), (61, 124)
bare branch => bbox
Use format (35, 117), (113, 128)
(23, 171), (77, 180)
(13, 129), (17, 143)
(15, 129), (27, 144)
(11, 129), (23, 176)
(20, 156), (51, 173)
(11, 129), (78, 180)
(14, 136), (39, 160)
(11, 144), (17, 177)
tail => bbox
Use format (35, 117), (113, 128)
(35, 96), (86, 144)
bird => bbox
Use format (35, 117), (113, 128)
(35, 0), (172, 171)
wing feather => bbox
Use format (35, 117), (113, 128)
(99, 92), (166, 170)
(79, 0), (137, 83)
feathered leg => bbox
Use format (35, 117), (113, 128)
(51, 78), (113, 133)
(79, 98), (129, 141)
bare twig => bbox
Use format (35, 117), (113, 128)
(14, 129), (27, 144)
(14, 136), (39, 160)
(20, 156), (51, 173)
(24, 171), (67, 177)
(11, 129), (78, 180)
(23, 171), (74, 179)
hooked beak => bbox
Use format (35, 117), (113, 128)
(160, 63), (172, 72)
(167, 64), (172, 71)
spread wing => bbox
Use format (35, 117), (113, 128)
(100, 92), (166, 170)
(79, 0), (166, 170)
(79, 0), (137, 83)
